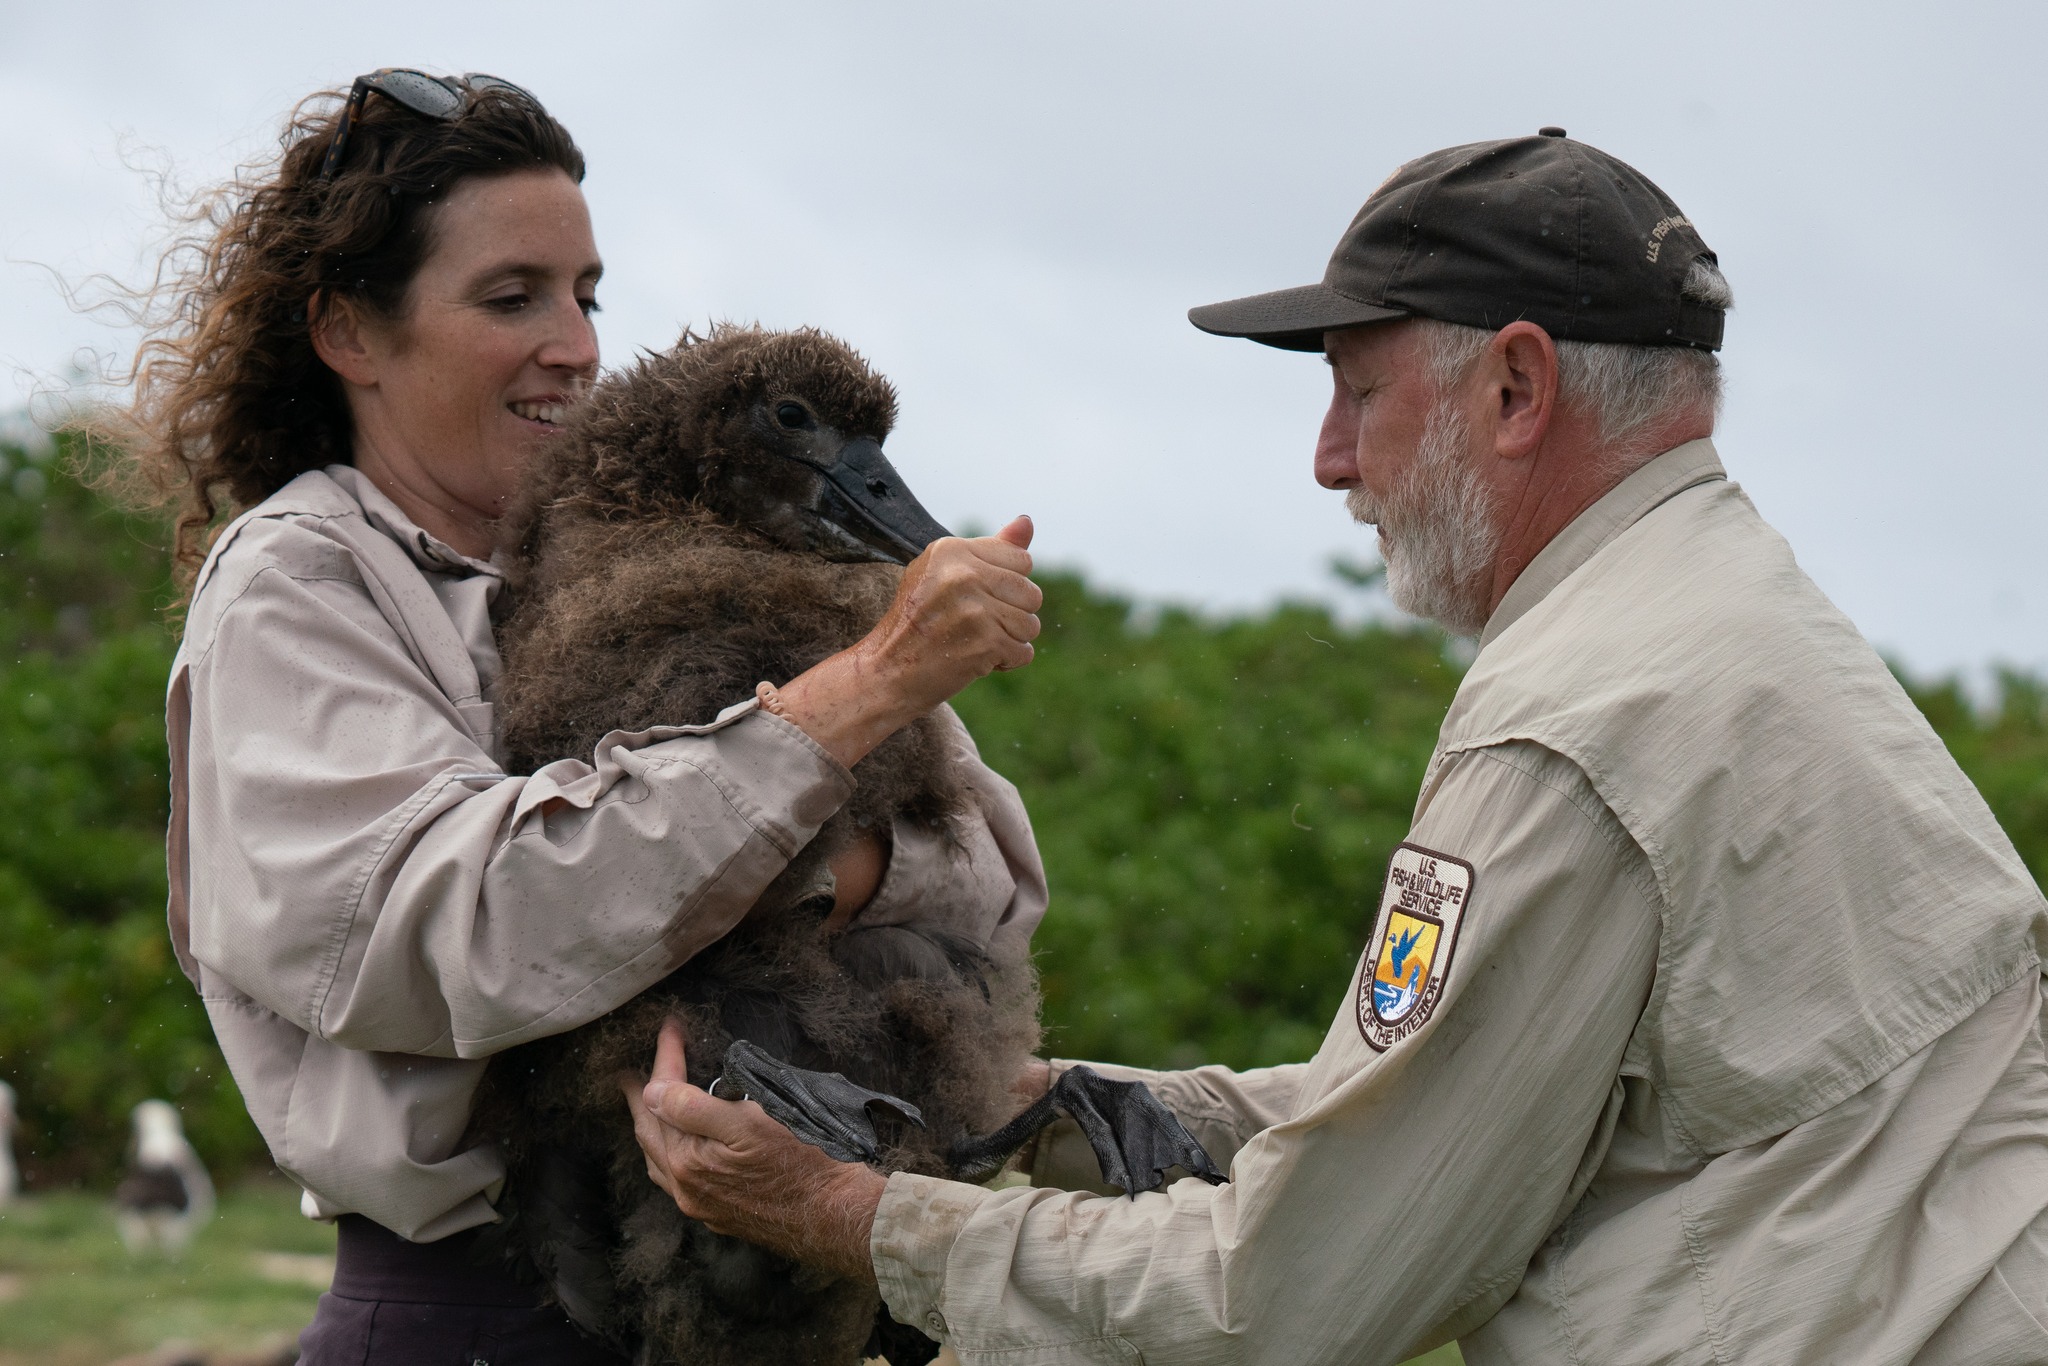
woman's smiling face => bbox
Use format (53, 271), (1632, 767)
(319, 166), (602, 555)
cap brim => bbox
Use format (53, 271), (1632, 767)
(1187, 283), (1409, 352)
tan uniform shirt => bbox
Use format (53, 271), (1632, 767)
(870, 441), (2048, 1365)
(167, 467), (1047, 1240)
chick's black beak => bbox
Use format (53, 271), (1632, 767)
(808, 437), (952, 565)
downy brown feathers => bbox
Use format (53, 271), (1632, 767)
(477, 325), (1040, 1365)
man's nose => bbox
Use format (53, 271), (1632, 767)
(1315, 390), (1362, 490)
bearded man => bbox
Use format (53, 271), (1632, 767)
(626, 130), (2048, 1364)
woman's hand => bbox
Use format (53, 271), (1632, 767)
(622, 1019), (886, 1284)
(823, 834), (890, 930)
(773, 516), (1041, 769)
(859, 514), (1043, 708)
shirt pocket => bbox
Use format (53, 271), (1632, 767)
(455, 699), (500, 759)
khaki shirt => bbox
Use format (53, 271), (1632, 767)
(167, 467), (1047, 1240)
(869, 441), (2048, 1365)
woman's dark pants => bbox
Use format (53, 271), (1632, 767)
(296, 1215), (630, 1366)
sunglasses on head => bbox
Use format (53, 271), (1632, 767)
(318, 69), (536, 182)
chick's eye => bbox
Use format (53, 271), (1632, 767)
(774, 402), (812, 430)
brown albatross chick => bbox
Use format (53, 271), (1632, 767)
(472, 325), (1041, 1366)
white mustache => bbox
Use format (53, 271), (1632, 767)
(1344, 486), (1381, 527)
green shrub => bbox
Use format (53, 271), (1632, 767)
(952, 579), (1464, 1069)
(1902, 669), (2048, 878)
(0, 434), (263, 1184)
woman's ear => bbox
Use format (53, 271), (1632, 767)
(309, 291), (381, 389)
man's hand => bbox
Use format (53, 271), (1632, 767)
(622, 1019), (888, 1285)
(1007, 1057), (1055, 1171)
(1015, 1058), (1052, 1106)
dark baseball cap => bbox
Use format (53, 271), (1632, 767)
(1189, 128), (1723, 353)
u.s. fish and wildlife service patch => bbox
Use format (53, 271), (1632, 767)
(1357, 843), (1474, 1051)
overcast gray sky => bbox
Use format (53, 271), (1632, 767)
(4, 1), (2042, 683)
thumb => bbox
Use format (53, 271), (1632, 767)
(995, 514), (1034, 550)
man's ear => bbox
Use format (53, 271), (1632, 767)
(1489, 322), (1559, 461)
(309, 291), (381, 389)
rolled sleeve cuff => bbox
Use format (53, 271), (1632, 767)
(433, 703), (856, 1056)
(873, 1171), (1180, 1364)
(629, 704), (856, 856)
(517, 696), (853, 842)
(872, 1171), (997, 1341)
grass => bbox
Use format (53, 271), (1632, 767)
(0, 1177), (1463, 1365)
(0, 1178), (329, 1365)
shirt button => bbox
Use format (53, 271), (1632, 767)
(925, 1310), (947, 1335)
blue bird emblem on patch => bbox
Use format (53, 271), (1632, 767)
(1357, 843), (1473, 1051)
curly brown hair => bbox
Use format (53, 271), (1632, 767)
(100, 76), (584, 582)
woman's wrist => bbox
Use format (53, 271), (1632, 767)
(767, 644), (921, 771)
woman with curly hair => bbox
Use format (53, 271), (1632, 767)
(115, 70), (1046, 1362)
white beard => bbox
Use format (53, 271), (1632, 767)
(1344, 394), (1501, 638)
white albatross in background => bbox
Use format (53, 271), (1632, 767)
(114, 1099), (214, 1254)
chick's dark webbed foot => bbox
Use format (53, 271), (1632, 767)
(716, 1044), (1224, 1201)
(949, 1064), (1227, 1195)
(711, 1039), (924, 1165)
